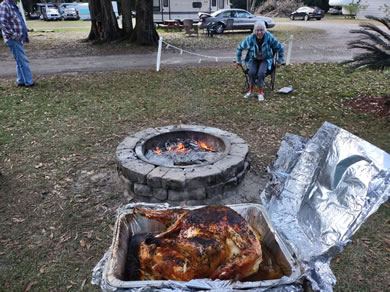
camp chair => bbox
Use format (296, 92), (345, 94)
(237, 51), (279, 97)
(183, 19), (198, 36)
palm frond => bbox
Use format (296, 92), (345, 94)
(344, 16), (390, 72)
(350, 28), (390, 45)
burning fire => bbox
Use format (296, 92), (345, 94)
(153, 139), (214, 155)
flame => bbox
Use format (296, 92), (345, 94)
(152, 139), (214, 155)
(176, 143), (187, 153)
(154, 146), (162, 155)
(198, 141), (214, 152)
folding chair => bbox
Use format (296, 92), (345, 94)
(237, 51), (279, 96)
(183, 19), (198, 36)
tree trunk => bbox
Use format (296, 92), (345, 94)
(131, 0), (159, 46)
(88, 0), (121, 42)
(121, 0), (133, 37)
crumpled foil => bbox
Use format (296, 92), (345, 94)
(92, 122), (390, 291)
(260, 121), (390, 291)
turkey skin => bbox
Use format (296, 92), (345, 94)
(134, 205), (262, 281)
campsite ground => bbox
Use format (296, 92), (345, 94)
(0, 17), (389, 291)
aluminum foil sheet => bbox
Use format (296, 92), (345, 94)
(260, 121), (390, 291)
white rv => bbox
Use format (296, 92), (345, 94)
(329, 0), (388, 18)
(153, 0), (232, 23)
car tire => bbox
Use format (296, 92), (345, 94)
(290, 14), (294, 20)
(304, 15), (309, 21)
(316, 17), (321, 20)
(215, 23), (224, 34)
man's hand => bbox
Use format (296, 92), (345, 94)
(275, 61), (282, 68)
(236, 61), (242, 67)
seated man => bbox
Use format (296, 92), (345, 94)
(236, 21), (284, 101)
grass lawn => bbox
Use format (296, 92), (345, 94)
(1, 21), (389, 291)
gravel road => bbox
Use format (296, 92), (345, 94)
(0, 21), (362, 77)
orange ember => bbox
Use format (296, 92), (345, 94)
(153, 139), (214, 155)
(199, 141), (213, 152)
(154, 146), (162, 155)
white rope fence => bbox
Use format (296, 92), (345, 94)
(156, 35), (294, 71)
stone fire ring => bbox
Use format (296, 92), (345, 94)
(116, 125), (250, 205)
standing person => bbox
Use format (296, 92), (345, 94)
(0, 0), (36, 87)
(236, 21), (283, 101)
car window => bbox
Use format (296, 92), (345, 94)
(236, 11), (250, 18)
(222, 11), (231, 17)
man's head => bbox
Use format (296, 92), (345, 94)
(253, 21), (266, 40)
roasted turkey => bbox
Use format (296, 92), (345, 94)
(133, 205), (262, 281)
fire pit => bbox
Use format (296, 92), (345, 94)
(116, 125), (250, 205)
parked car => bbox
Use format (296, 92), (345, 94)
(199, 8), (275, 34)
(328, 7), (342, 15)
(26, 11), (40, 20)
(290, 6), (325, 21)
(62, 7), (79, 20)
(42, 7), (62, 21)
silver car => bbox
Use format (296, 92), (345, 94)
(62, 7), (80, 20)
(199, 9), (275, 34)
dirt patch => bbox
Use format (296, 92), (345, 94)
(345, 94), (390, 120)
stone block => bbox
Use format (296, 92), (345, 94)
(116, 136), (140, 151)
(134, 183), (153, 197)
(229, 143), (249, 159)
(115, 149), (137, 164)
(161, 168), (186, 190)
(213, 155), (245, 181)
(147, 166), (170, 188)
(184, 165), (222, 188)
(120, 160), (155, 184)
(153, 188), (168, 201)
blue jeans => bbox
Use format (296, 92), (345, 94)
(248, 59), (268, 87)
(6, 40), (33, 86)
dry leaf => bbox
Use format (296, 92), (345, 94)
(383, 238), (390, 247)
(80, 239), (86, 247)
(34, 163), (44, 169)
(66, 284), (72, 289)
(12, 217), (25, 223)
(24, 280), (38, 292)
(109, 224), (115, 231)
(40, 266), (45, 273)
(87, 243), (91, 250)
(80, 278), (87, 290)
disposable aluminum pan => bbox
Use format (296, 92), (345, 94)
(95, 203), (303, 291)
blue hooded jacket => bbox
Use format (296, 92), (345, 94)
(236, 31), (284, 70)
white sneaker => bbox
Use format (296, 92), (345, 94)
(258, 93), (264, 101)
(244, 92), (254, 99)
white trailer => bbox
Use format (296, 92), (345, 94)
(153, 0), (232, 23)
(329, 0), (388, 18)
